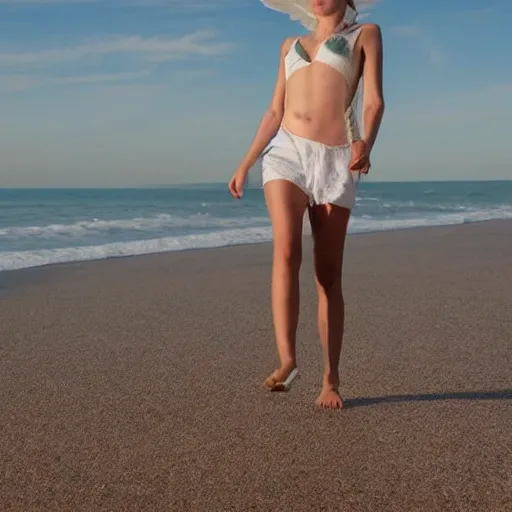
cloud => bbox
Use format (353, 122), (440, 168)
(0, 74), (37, 92)
(391, 25), (421, 37)
(418, 84), (512, 123)
(0, 70), (152, 92)
(129, 0), (243, 6)
(391, 25), (447, 65)
(0, 0), (244, 6)
(0, 29), (231, 92)
(459, 4), (500, 21)
(0, 0), (98, 3)
(0, 30), (232, 69)
(367, 82), (512, 181)
(0, 67), (218, 92)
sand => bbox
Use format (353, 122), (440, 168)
(1, 220), (511, 511)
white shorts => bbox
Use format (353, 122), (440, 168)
(261, 128), (360, 210)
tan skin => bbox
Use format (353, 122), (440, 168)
(229, 0), (384, 409)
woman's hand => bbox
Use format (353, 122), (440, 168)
(349, 140), (371, 174)
(228, 168), (249, 199)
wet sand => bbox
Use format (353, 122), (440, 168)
(1, 220), (511, 511)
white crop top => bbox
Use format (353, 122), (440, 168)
(284, 23), (364, 84)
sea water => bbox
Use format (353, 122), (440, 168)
(1, 181), (511, 272)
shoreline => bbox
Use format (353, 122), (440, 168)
(1, 178), (511, 190)
(2, 218), (511, 281)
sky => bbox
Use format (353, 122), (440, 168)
(0, 0), (511, 187)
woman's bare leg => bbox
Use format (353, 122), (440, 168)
(308, 204), (351, 408)
(263, 180), (309, 385)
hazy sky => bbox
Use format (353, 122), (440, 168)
(0, 0), (511, 187)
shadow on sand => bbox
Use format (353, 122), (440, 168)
(344, 389), (512, 408)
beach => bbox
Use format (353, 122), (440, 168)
(1, 220), (511, 511)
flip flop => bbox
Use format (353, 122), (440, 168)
(263, 368), (299, 392)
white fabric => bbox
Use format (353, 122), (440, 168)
(261, 128), (359, 209)
(285, 23), (364, 83)
(260, 0), (376, 30)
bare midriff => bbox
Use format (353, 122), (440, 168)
(282, 63), (351, 146)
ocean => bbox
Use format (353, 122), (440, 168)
(1, 181), (511, 272)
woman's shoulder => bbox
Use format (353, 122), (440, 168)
(355, 24), (383, 55)
(280, 36), (299, 55)
(359, 23), (382, 39)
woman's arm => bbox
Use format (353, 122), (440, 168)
(234, 38), (293, 174)
(361, 24), (385, 152)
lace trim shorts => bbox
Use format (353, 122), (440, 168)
(261, 127), (360, 210)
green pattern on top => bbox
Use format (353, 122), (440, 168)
(324, 36), (350, 58)
(295, 36), (350, 63)
(295, 40), (311, 62)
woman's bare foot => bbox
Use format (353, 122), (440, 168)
(316, 373), (343, 409)
(315, 387), (344, 409)
(263, 363), (297, 391)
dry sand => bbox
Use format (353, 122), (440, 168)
(1, 220), (511, 511)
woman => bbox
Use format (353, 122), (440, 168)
(228, 0), (384, 409)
